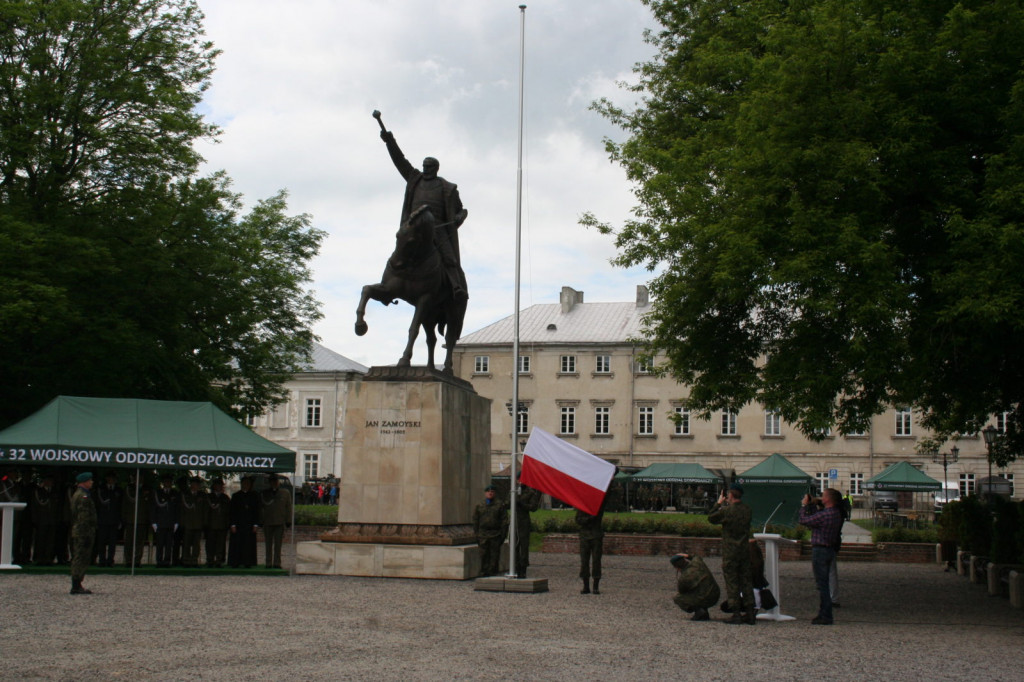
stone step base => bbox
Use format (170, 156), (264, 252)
(474, 576), (549, 593)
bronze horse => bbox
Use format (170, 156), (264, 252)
(355, 205), (467, 373)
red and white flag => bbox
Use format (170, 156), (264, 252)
(521, 427), (615, 516)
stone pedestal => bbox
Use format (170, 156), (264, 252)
(296, 367), (490, 579)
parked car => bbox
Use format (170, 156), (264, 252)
(933, 484), (960, 512)
(872, 491), (898, 511)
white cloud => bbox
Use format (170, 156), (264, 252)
(196, 0), (656, 367)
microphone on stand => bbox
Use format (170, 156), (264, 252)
(762, 500), (785, 534)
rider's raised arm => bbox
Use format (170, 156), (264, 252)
(380, 129), (416, 181)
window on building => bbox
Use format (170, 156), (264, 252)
(560, 355), (577, 374)
(516, 406), (529, 435)
(517, 355), (531, 374)
(594, 406), (610, 435)
(849, 473), (864, 495)
(814, 426), (833, 438)
(636, 358), (653, 374)
(846, 427), (866, 437)
(959, 473), (976, 497)
(674, 406), (691, 436)
(895, 408), (913, 436)
(474, 356), (490, 373)
(765, 410), (781, 436)
(997, 411), (1010, 433)
(1004, 473), (1015, 497)
(560, 406), (576, 435)
(721, 410), (737, 436)
(304, 398), (322, 428)
(638, 406), (654, 435)
(815, 472), (829, 494)
(245, 412), (257, 427)
(595, 355), (611, 374)
(303, 453), (320, 480)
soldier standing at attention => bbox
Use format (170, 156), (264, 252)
(150, 473), (180, 568)
(473, 485), (507, 577)
(576, 499), (606, 594)
(69, 472), (97, 595)
(708, 484), (756, 624)
(229, 476), (260, 568)
(511, 476), (541, 579)
(260, 476), (292, 569)
(93, 471), (122, 567)
(179, 477), (207, 567)
(29, 473), (60, 565)
(204, 478), (231, 568)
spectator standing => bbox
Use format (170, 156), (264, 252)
(150, 474), (180, 568)
(93, 472), (123, 567)
(121, 473), (151, 567)
(29, 473), (60, 565)
(179, 477), (207, 567)
(799, 488), (844, 625)
(204, 479), (231, 567)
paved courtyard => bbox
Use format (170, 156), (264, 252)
(1, 552), (1021, 681)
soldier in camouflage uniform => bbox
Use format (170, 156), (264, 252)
(708, 484), (756, 624)
(260, 475), (292, 569)
(510, 477), (540, 579)
(473, 485), (507, 577)
(179, 477), (208, 567)
(69, 472), (97, 594)
(576, 500), (606, 594)
(671, 553), (721, 621)
(204, 478), (231, 567)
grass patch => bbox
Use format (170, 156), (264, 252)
(295, 504), (338, 526)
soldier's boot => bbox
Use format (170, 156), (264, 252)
(724, 612), (745, 625)
(580, 578), (591, 594)
(70, 578), (92, 595)
(691, 608), (710, 621)
(592, 578), (601, 595)
(743, 610), (757, 625)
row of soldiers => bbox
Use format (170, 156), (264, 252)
(0, 469), (292, 569)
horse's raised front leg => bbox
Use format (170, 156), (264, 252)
(356, 283), (392, 336)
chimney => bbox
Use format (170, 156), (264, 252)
(560, 286), (583, 314)
(636, 285), (649, 307)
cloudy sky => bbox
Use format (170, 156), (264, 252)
(195, 0), (658, 368)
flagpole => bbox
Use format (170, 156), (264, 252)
(507, 3), (527, 580)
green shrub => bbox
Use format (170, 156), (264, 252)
(294, 505), (338, 526)
(873, 526), (938, 543)
(959, 496), (993, 556)
(937, 500), (964, 543)
(990, 497), (1020, 563)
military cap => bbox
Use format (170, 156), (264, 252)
(484, 485), (497, 492)
(76, 472), (93, 483)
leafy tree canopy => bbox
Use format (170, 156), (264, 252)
(0, 0), (324, 424)
(587, 0), (1024, 457)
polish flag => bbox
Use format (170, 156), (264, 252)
(521, 427), (615, 516)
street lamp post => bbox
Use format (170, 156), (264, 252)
(931, 445), (959, 506)
(982, 425), (998, 503)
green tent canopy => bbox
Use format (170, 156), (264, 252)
(0, 396), (294, 472)
(629, 462), (722, 484)
(864, 461), (941, 492)
(736, 453), (814, 529)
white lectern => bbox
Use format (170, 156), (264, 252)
(1, 502), (27, 570)
(754, 532), (798, 621)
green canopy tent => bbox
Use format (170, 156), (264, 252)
(0, 396), (295, 472)
(864, 461), (941, 512)
(628, 463), (722, 512)
(0, 396), (296, 573)
(735, 454), (814, 529)
(864, 461), (941, 492)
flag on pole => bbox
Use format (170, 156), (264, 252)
(521, 427), (615, 516)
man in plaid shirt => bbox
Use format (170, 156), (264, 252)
(799, 488), (844, 625)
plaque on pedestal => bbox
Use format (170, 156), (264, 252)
(296, 367), (490, 579)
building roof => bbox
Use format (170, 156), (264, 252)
(301, 342), (368, 374)
(458, 287), (651, 347)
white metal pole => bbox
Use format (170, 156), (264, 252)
(507, 4), (527, 579)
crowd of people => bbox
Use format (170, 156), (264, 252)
(472, 480), (847, 625)
(299, 479), (338, 505)
(1, 468), (295, 593)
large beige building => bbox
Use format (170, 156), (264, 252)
(247, 342), (367, 483)
(453, 285), (1019, 501)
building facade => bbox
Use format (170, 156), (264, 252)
(247, 342), (367, 484)
(453, 285), (1019, 502)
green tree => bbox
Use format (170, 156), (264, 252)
(587, 0), (1024, 455)
(0, 0), (324, 423)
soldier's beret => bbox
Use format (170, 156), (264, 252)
(670, 554), (689, 569)
(484, 485), (497, 492)
(76, 472), (93, 483)
(729, 483), (744, 495)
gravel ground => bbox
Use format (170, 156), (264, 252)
(1, 553), (1022, 681)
